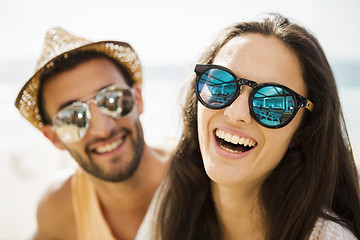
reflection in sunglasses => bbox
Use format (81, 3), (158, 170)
(195, 64), (314, 129)
(52, 85), (135, 143)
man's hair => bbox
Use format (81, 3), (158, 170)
(156, 13), (360, 240)
(38, 50), (133, 125)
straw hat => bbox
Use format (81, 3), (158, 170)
(15, 27), (142, 130)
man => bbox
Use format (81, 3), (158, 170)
(15, 27), (169, 240)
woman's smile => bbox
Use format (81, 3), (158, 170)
(214, 128), (257, 153)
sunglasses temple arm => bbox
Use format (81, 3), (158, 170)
(304, 100), (314, 112)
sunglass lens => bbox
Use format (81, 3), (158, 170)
(96, 87), (135, 118)
(53, 103), (89, 142)
(197, 69), (237, 108)
(251, 86), (296, 127)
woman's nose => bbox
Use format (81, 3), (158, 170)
(86, 102), (117, 139)
(223, 88), (252, 124)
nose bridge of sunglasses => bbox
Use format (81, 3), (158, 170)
(231, 79), (257, 101)
(86, 98), (97, 105)
(87, 100), (107, 119)
(240, 78), (258, 89)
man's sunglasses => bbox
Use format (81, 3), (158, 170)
(195, 64), (314, 129)
(52, 84), (135, 143)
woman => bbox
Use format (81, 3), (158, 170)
(150, 14), (360, 240)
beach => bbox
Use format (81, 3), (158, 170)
(1, 63), (359, 239)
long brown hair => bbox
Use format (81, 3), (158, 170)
(156, 13), (360, 240)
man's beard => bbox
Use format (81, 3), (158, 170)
(67, 120), (145, 182)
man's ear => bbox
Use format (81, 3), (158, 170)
(41, 125), (66, 150)
(132, 83), (144, 114)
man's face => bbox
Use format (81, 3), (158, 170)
(42, 58), (144, 182)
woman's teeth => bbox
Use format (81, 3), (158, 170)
(215, 129), (256, 147)
(219, 145), (244, 153)
(95, 138), (123, 154)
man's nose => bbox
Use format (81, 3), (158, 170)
(223, 88), (252, 125)
(86, 102), (117, 139)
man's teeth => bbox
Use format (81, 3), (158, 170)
(95, 138), (123, 154)
(215, 129), (256, 147)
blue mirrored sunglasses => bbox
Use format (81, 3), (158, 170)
(195, 64), (314, 129)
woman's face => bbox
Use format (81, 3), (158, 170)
(197, 33), (307, 188)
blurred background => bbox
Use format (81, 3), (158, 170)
(1, 0), (359, 239)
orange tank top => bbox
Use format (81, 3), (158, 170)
(71, 169), (116, 240)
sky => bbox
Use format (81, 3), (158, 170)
(1, 0), (360, 72)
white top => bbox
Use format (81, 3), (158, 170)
(135, 183), (161, 240)
(309, 217), (357, 240)
(136, 190), (358, 240)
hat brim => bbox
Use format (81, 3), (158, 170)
(15, 40), (142, 130)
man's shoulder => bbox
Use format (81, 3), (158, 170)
(34, 168), (77, 239)
(38, 168), (75, 211)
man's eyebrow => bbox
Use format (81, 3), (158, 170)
(57, 100), (78, 112)
(56, 84), (114, 112)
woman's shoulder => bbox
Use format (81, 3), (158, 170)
(309, 217), (357, 240)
